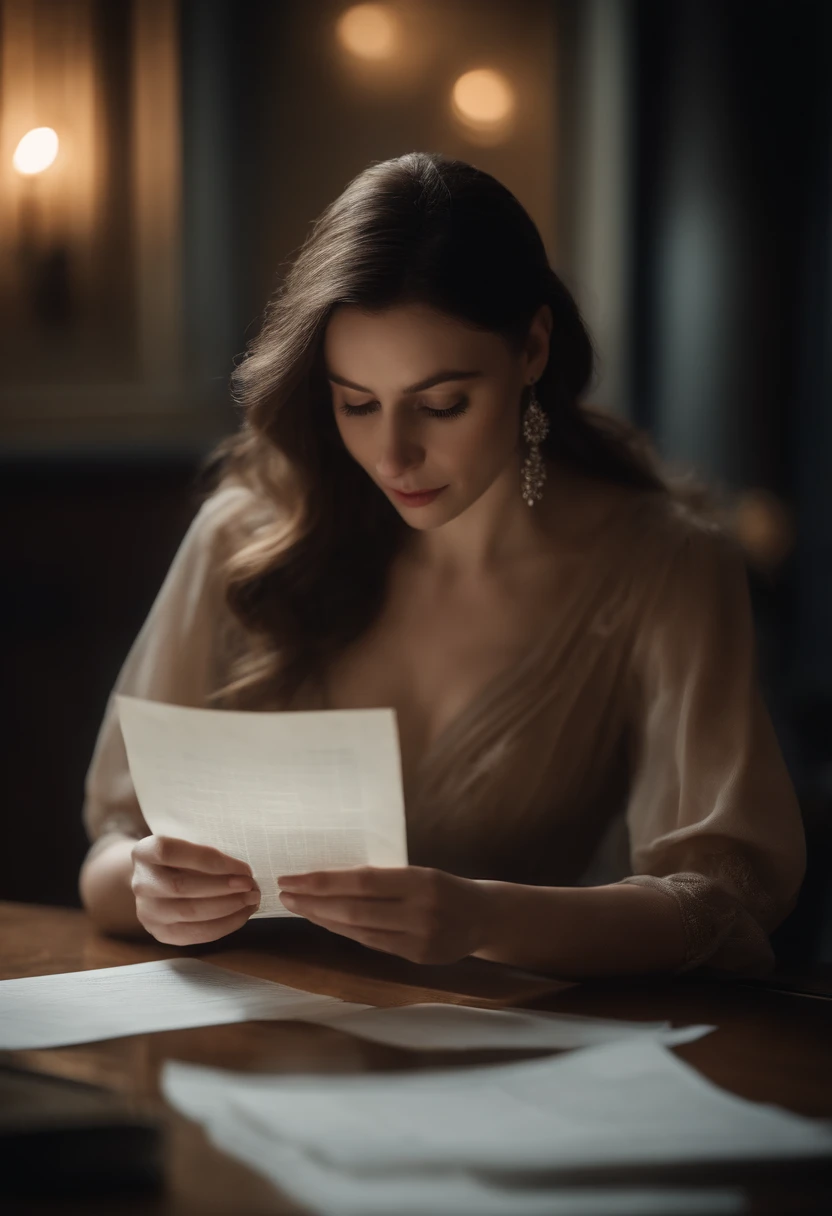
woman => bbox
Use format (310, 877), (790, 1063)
(79, 152), (805, 978)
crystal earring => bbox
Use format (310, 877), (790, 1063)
(520, 381), (549, 506)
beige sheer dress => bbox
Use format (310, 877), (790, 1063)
(83, 480), (806, 979)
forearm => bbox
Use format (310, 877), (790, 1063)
(472, 880), (688, 977)
(79, 835), (151, 940)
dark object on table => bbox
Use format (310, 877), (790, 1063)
(0, 1063), (163, 1197)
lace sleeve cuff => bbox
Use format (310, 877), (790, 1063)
(617, 872), (777, 977)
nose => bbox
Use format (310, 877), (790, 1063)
(374, 416), (424, 483)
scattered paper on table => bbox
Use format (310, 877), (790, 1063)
(206, 1111), (746, 1216)
(162, 1037), (832, 1175)
(0, 957), (718, 1054)
(165, 1033), (832, 1214)
(116, 695), (409, 917)
(312, 1002), (715, 1051)
(0, 958), (370, 1050)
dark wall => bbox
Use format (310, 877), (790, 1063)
(1, 1), (275, 907)
(2, 458), (201, 906)
(630, 0), (832, 962)
(632, 0), (832, 790)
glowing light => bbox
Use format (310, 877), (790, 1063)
(733, 489), (794, 570)
(13, 127), (59, 176)
(336, 4), (399, 60)
(451, 69), (515, 130)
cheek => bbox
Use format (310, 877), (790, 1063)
(451, 407), (517, 476)
(335, 418), (370, 467)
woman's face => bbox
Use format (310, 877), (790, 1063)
(323, 302), (550, 529)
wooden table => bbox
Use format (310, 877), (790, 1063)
(2, 901), (831, 1215)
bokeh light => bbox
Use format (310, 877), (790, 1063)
(336, 4), (400, 61)
(12, 127), (59, 176)
(733, 489), (795, 570)
(451, 68), (515, 133)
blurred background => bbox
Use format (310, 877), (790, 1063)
(1, 0), (830, 964)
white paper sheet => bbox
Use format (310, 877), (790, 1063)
(0, 958), (714, 1054)
(206, 1111), (746, 1216)
(116, 695), (408, 917)
(0, 959), (371, 1050)
(162, 1038), (832, 1175)
(313, 1002), (715, 1051)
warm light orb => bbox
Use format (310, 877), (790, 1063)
(336, 4), (399, 61)
(13, 127), (59, 175)
(451, 69), (515, 129)
(732, 489), (794, 571)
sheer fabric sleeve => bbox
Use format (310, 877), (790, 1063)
(618, 520), (806, 977)
(81, 485), (250, 855)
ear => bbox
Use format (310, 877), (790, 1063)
(524, 304), (553, 380)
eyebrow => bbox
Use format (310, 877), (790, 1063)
(325, 369), (482, 394)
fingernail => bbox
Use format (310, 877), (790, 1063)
(228, 876), (252, 891)
(244, 890), (261, 905)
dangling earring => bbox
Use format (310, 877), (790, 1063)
(520, 381), (549, 506)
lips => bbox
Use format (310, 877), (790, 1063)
(387, 484), (448, 506)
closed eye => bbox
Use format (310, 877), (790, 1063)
(338, 397), (469, 420)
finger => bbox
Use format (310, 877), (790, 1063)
(301, 914), (412, 958)
(135, 836), (252, 877)
(279, 891), (412, 931)
(277, 865), (425, 898)
(133, 865), (255, 900)
(317, 921), (445, 965)
(146, 906), (255, 946)
(146, 890), (261, 924)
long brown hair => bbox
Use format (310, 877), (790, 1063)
(205, 152), (689, 709)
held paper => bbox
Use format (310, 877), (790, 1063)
(116, 695), (408, 917)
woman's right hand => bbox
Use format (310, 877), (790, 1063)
(130, 836), (261, 944)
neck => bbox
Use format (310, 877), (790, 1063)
(405, 454), (561, 578)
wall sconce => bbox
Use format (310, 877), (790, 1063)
(0, 0), (104, 338)
(0, 0), (190, 446)
(13, 125), (72, 328)
(13, 126), (59, 251)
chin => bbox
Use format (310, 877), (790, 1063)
(401, 513), (448, 531)
(397, 496), (471, 530)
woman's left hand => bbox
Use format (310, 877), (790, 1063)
(277, 865), (493, 964)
